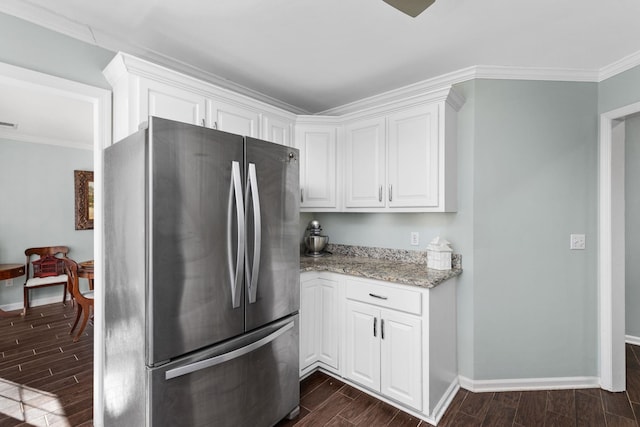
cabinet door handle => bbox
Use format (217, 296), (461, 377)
(379, 185), (382, 202)
(381, 319), (385, 340)
(373, 317), (377, 337)
(388, 184), (393, 202)
(368, 293), (388, 300)
(300, 188), (304, 203)
(201, 118), (205, 127)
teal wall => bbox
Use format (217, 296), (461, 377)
(0, 139), (94, 307)
(0, 12), (114, 89)
(626, 114), (640, 338)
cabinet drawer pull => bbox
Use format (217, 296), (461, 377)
(381, 319), (385, 340)
(373, 317), (377, 337)
(368, 293), (388, 300)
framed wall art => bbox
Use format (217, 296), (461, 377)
(74, 170), (94, 230)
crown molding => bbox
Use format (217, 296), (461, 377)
(599, 50), (640, 82)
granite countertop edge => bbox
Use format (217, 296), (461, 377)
(299, 244), (462, 289)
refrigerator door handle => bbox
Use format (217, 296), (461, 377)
(164, 320), (294, 380)
(246, 163), (261, 304)
(228, 161), (245, 308)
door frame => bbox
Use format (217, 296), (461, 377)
(599, 100), (640, 391)
(0, 62), (112, 425)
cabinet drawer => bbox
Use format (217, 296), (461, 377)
(345, 279), (421, 315)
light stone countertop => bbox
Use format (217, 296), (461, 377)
(299, 244), (462, 289)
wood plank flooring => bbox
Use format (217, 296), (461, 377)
(2, 302), (640, 426)
(280, 346), (640, 427)
(0, 303), (93, 426)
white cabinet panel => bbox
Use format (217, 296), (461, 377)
(345, 301), (380, 391)
(263, 114), (293, 146)
(300, 279), (319, 369)
(387, 104), (439, 208)
(300, 274), (340, 374)
(344, 118), (386, 208)
(296, 125), (338, 210)
(318, 280), (339, 368)
(142, 80), (205, 127)
(380, 310), (422, 410)
(207, 99), (259, 137)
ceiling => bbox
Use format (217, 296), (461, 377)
(2, 0), (640, 116)
(2, 0), (640, 150)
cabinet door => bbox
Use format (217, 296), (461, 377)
(263, 114), (293, 146)
(207, 99), (259, 137)
(344, 118), (386, 208)
(380, 309), (422, 410)
(300, 279), (319, 370)
(387, 104), (439, 208)
(142, 80), (205, 126)
(296, 125), (337, 209)
(345, 301), (380, 391)
(318, 278), (339, 369)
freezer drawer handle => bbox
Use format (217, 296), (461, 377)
(228, 161), (245, 308)
(246, 163), (261, 304)
(164, 320), (295, 380)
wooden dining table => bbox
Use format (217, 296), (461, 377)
(78, 260), (94, 290)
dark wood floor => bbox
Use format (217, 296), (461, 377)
(2, 302), (640, 426)
(0, 302), (93, 426)
(279, 347), (640, 427)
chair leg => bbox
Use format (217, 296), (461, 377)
(62, 284), (67, 306)
(23, 287), (29, 315)
(73, 305), (91, 342)
(70, 304), (82, 334)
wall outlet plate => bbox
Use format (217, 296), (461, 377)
(4, 279), (13, 287)
(410, 232), (419, 246)
(570, 234), (586, 250)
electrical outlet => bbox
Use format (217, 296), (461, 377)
(410, 232), (419, 246)
(4, 279), (13, 287)
(570, 234), (586, 250)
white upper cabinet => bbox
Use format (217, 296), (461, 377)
(262, 113), (294, 147)
(207, 99), (259, 137)
(344, 117), (386, 208)
(387, 103), (440, 209)
(295, 122), (339, 211)
(143, 79), (206, 128)
(103, 53), (297, 144)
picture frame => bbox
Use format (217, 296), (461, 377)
(74, 170), (94, 230)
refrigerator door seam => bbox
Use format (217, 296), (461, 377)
(164, 320), (294, 380)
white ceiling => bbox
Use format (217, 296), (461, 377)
(2, 0), (640, 150)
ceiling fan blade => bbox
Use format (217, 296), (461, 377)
(382, 0), (435, 17)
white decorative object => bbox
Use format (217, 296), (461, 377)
(427, 237), (453, 270)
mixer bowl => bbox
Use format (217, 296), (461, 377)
(304, 235), (328, 253)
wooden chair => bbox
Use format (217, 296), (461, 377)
(64, 259), (94, 342)
(23, 246), (70, 314)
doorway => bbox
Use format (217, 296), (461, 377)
(599, 101), (640, 392)
(0, 61), (111, 424)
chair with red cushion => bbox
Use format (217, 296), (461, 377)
(23, 246), (70, 314)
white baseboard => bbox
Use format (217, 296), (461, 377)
(626, 335), (640, 346)
(429, 379), (460, 425)
(458, 375), (600, 393)
(0, 294), (71, 312)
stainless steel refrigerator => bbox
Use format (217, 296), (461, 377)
(103, 117), (300, 426)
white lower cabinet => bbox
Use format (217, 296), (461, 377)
(299, 273), (339, 375)
(345, 301), (422, 411)
(300, 271), (457, 424)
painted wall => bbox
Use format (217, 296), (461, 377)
(0, 12), (114, 89)
(0, 138), (94, 308)
(626, 114), (640, 339)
